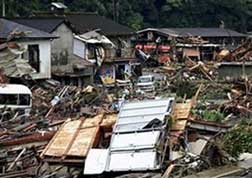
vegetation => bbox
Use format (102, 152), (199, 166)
(1, 0), (252, 31)
(223, 120), (252, 158)
(202, 110), (224, 122)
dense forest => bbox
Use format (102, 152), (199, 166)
(1, 0), (252, 32)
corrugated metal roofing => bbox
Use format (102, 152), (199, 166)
(115, 98), (174, 132)
(84, 98), (174, 174)
(108, 150), (158, 171)
(138, 28), (247, 38)
(110, 131), (160, 151)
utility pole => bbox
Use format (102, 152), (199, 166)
(113, 0), (118, 22)
(2, 0), (5, 17)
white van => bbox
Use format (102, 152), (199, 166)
(0, 84), (32, 114)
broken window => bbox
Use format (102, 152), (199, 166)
(19, 94), (31, 106)
(28, 45), (40, 72)
(0, 94), (31, 106)
(0, 94), (18, 105)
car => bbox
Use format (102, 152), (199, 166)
(136, 75), (156, 92)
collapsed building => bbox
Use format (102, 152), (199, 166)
(136, 28), (247, 62)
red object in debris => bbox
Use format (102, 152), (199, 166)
(158, 55), (170, 63)
(135, 44), (170, 52)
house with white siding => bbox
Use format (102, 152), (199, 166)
(0, 18), (57, 80)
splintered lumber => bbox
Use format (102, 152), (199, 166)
(0, 131), (55, 147)
(100, 113), (117, 131)
(162, 164), (175, 178)
(7, 148), (26, 171)
(170, 101), (193, 146)
(172, 101), (193, 120)
(41, 114), (104, 162)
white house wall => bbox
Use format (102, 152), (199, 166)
(21, 40), (52, 79)
(73, 38), (86, 59)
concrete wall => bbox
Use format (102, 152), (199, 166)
(51, 23), (74, 65)
(21, 40), (52, 79)
(218, 62), (252, 79)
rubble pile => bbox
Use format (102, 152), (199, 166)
(0, 79), (118, 177)
(31, 81), (113, 120)
(221, 78), (252, 117)
(218, 39), (252, 62)
(2, 14), (252, 178)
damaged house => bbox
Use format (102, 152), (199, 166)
(136, 28), (247, 62)
(0, 18), (57, 79)
(13, 17), (95, 86)
(73, 30), (116, 85)
(31, 11), (138, 85)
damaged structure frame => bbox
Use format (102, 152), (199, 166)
(84, 98), (174, 175)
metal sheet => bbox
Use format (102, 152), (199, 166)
(110, 131), (160, 151)
(84, 149), (109, 175)
(188, 139), (209, 155)
(119, 99), (173, 118)
(83, 98), (174, 174)
(108, 151), (158, 171)
(114, 122), (150, 132)
(115, 98), (174, 132)
(117, 114), (165, 125)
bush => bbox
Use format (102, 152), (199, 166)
(223, 120), (252, 158)
(203, 110), (224, 122)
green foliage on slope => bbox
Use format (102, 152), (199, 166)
(1, 0), (252, 31)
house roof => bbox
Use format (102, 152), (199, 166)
(138, 28), (247, 38)
(32, 12), (135, 36)
(66, 13), (134, 36)
(0, 18), (57, 40)
(13, 18), (68, 33)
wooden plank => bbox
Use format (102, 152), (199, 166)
(67, 126), (100, 157)
(61, 119), (85, 159)
(101, 113), (117, 128)
(43, 120), (82, 157)
(81, 114), (104, 129)
(171, 120), (187, 131)
(172, 102), (192, 120)
(40, 122), (68, 158)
